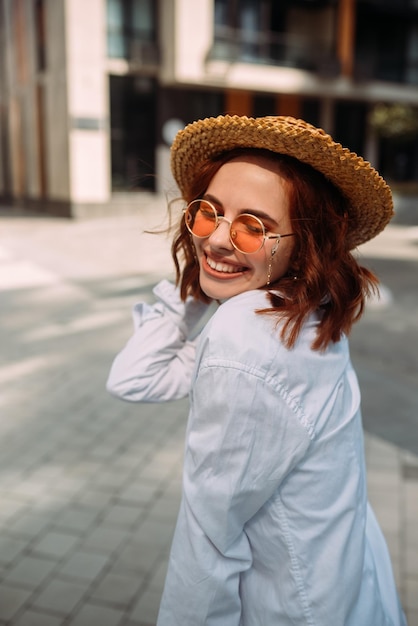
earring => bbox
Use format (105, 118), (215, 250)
(266, 241), (279, 286)
(266, 263), (273, 286)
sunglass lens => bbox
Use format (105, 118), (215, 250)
(232, 215), (264, 253)
(187, 201), (217, 237)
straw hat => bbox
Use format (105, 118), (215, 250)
(170, 114), (393, 249)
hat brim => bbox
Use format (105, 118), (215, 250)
(170, 115), (393, 249)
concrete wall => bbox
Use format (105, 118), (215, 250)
(64, 0), (110, 203)
(174, 0), (214, 83)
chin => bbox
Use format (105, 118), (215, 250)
(199, 272), (260, 301)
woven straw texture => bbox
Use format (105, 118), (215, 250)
(170, 115), (394, 249)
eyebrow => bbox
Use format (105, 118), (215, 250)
(203, 193), (280, 226)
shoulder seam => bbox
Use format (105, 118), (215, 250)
(199, 358), (316, 440)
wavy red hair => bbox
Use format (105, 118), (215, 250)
(171, 148), (379, 350)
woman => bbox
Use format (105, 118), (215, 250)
(107, 115), (407, 625)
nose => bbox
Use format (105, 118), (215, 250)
(207, 216), (234, 250)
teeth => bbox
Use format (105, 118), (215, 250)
(207, 256), (244, 273)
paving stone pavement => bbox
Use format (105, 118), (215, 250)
(0, 197), (417, 625)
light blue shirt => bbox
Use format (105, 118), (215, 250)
(107, 280), (406, 626)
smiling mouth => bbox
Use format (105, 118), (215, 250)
(205, 254), (248, 274)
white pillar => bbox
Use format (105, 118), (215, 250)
(64, 0), (110, 204)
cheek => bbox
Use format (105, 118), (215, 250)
(192, 235), (203, 253)
(251, 251), (269, 275)
(273, 246), (294, 277)
(283, 241), (296, 267)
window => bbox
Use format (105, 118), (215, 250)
(212, 0), (338, 71)
(109, 75), (157, 190)
(406, 24), (418, 83)
(214, 0), (265, 62)
(107, 0), (157, 61)
(355, 1), (418, 84)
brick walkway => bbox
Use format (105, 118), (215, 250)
(0, 199), (417, 625)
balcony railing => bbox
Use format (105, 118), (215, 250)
(354, 51), (418, 85)
(207, 26), (340, 77)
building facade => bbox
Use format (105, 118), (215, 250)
(1, 0), (418, 216)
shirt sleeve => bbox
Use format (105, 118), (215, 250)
(106, 280), (211, 403)
(157, 360), (312, 625)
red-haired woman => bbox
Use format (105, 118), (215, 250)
(107, 116), (407, 626)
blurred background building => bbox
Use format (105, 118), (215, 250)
(1, 0), (418, 217)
